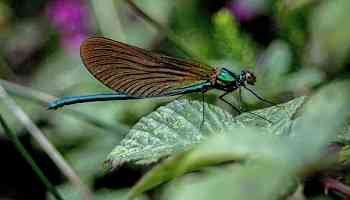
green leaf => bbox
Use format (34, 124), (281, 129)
(308, 0), (350, 69)
(106, 99), (237, 169)
(47, 184), (148, 200)
(213, 9), (256, 66)
(128, 127), (297, 199)
(279, 0), (318, 10)
(65, 133), (121, 183)
(274, 1), (307, 50)
(290, 81), (350, 177)
(162, 161), (297, 200)
(106, 97), (306, 169)
(284, 68), (324, 92)
(337, 124), (350, 144)
(236, 96), (305, 133)
(128, 81), (350, 199)
(254, 40), (293, 97)
(259, 40), (292, 80)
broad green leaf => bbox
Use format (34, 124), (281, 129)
(163, 161), (297, 200)
(289, 81), (350, 176)
(128, 127), (297, 199)
(128, 81), (350, 199)
(106, 99), (237, 169)
(236, 96), (305, 133)
(106, 97), (306, 170)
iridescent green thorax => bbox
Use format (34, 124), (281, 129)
(215, 68), (238, 87)
(218, 68), (237, 81)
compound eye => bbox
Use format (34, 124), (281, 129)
(245, 72), (256, 85)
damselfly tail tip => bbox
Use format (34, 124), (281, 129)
(48, 100), (62, 110)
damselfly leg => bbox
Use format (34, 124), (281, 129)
(219, 91), (272, 123)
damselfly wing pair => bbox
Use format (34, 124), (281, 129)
(49, 37), (274, 122)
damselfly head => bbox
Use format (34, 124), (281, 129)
(242, 70), (256, 85)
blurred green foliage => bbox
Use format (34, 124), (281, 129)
(0, 0), (350, 199)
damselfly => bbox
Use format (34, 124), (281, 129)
(49, 37), (274, 121)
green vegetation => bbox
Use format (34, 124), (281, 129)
(0, 0), (350, 199)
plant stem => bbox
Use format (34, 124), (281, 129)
(0, 83), (95, 200)
(0, 115), (64, 200)
(321, 176), (350, 197)
(0, 79), (128, 137)
(124, 0), (203, 62)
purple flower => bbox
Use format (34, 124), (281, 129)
(46, 0), (92, 51)
(227, 0), (259, 22)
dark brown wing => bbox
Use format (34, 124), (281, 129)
(80, 37), (213, 97)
